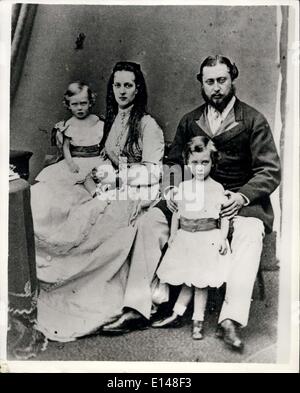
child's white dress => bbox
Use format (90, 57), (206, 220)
(157, 177), (232, 289)
(36, 116), (104, 185)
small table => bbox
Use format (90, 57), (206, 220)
(10, 150), (33, 180)
(8, 178), (47, 359)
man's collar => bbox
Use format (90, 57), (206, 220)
(194, 96), (244, 139)
(194, 96), (243, 122)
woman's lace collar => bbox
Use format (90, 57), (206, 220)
(118, 104), (133, 118)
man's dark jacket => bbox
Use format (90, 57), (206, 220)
(158, 98), (281, 233)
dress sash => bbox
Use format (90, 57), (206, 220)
(180, 217), (220, 232)
(70, 144), (100, 157)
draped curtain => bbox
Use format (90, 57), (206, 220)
(11, 3), (37, 104)
(271, 5), (289, 261)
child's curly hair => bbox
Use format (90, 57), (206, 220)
(63, 81), (96, 108)
(183, 136), (220, 169)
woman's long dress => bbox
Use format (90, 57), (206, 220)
(32, 109), (164, 341)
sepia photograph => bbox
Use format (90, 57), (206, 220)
(0, 0), (299, 373)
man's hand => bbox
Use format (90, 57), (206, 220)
(221, 190), (246, 220)
(165, 186), (179, 213)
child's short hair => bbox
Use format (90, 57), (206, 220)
(183, 136), (219, 167)
(63, 81), (96, 108)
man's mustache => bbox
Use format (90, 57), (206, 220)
(201, 85), (236, 112)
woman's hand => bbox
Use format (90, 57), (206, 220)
(68, 161), (80, 173)
(165, 187), (179, 213)
(126, 164), (160, 187)
(94, 165), (117, 187)
(220, 191), (246, 220)
(139, 199), (153, 209)
(219, 239), (228, 255)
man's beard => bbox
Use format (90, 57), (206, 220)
(201, 85), (236, 113)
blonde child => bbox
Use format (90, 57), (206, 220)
(36, 81), (104, 197)
(152, 136), (232, 340)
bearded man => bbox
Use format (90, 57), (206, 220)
(102, 55), (281, 352)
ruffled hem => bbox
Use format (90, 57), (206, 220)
(35, 293), (124, 342)
(34, 324), (77, 342)
(159, 278), (225, 289)
(34, 201), (108, 255)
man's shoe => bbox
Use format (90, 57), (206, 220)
(215, 325), (224, 339)
(219, 319), (244, 352)
(151, 313), (182, 328)
(101, 311), (148, 335)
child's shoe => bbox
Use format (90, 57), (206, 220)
(192, 320), (204, 340)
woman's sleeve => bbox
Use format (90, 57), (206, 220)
(141, 115), (165, 165)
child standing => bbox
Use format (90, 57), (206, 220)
(152, 136), (232, 340)
(36, 81), (104, 197)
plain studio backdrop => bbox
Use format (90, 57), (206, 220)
(10, 4), (280, 182)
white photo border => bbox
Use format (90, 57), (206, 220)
(0, 0), (299, 373)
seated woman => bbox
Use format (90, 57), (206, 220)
(31, 61), (164, 342)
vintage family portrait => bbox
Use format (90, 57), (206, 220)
(0, 0), (299, 373)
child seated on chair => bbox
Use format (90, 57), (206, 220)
(36, 81), (104, 197)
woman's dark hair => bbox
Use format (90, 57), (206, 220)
(63, 81), (96, 108)
(196, 55), (239, 83)
(101, 61), (148, 158)
(183, 136), (219, 169)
